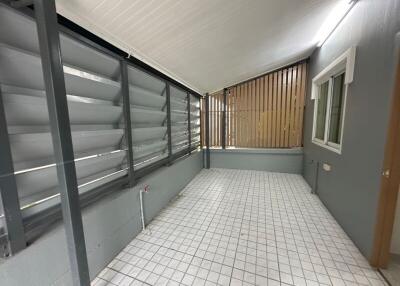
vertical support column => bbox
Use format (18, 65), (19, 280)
(205, 93), (211, 169)
(222, 88), (227, 149)
(33, 0), (90, 285)
(166, 82), (173, 163)
(187, 92), (192, 154)
(0, 88), (26, 256)
(120, 61), (134, 187)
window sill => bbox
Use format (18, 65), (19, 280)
(312, 139), (342, 154)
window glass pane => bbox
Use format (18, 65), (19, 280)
(315, 81), (329, 140)
(328, 72), (345, 144)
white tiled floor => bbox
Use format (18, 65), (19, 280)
(92, 169), (386, 286)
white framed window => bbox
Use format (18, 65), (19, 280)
(311, 47), (356, 153)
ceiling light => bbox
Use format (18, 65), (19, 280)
(313, 0), (358, 47)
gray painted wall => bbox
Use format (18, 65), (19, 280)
(303, 0), (400, 259)
(0, 151), (203, 286)
(209, 148), (303, 174)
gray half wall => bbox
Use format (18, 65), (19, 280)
(303, 0), (400, 259)
(0, 151), (203, 286)
(208, 148), (303, 174)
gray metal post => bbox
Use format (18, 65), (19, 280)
(120, 61), (134, 187)
(205, 93), (210, 169)
(187, 92), (192, 154)
(33, 0), (90, 285)
(0, 88), (26, 256)
(166, 82), (173, 163)
(222, 88), (227, 149)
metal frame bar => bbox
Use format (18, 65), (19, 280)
(33, 0), (90, 284)
(166, 82), (173, 163)
(0, 87), (26, 256)
(187, 92), (192, 153)
(120, 61), (135, 187)
(222, 88), (227, 149)
(205, 93), (211, 169)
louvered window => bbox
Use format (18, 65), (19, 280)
(0, 3), (202, 240)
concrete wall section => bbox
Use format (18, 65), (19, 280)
(0, 151), (203, 286)
(302, 0), (400, 258)
(209, 148), (303, 174)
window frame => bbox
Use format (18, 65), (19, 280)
(311, 47), (356, 154)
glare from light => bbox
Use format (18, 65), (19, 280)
(313, 0), (357, 47)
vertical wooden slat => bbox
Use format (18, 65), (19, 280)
(289, 65), (298, 147)
(236, 86), (239, 147)
(276, 70), (282, 147)
(285, 67), (293, 147)
(298, 63), (307, 146)
(216, 92), (221, 147)
(256, 79), (260, 147)
(212, 94), (215, 147)
(268, 74), (273, 147)
(257, 78), (263, 148)
(236, 85), (240, 147)
(271, 72), (277, 148)
(209, 94), (211, 147)
(251, 80), (255, 147)
(280, 69), (287, 146)
(263, 75), (268, 148)
(256, 78), (260, 147)
(253, 79), (256, 147)
(230, 89), (233, 146)
(294, 63), (303, 146)
(249, 81), (253, 147)
(237, 85), (242, 147)
(214, 93), (217, 147)
(209, 94), (212, 147)
(246, 83), (251, 147)
(241, 83), (245, 147)
(219, 91), (223, 147)
(245, 83), (251, 147)
(216, 93), (219, 147)
(227, 89), (230, 146)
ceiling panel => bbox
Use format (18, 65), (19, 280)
(56, 0), (337, 93)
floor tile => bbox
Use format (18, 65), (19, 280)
(92, 169), (387, 286)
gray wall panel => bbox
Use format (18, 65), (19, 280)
(303, 0), (400, 258)
(0, 151), (202, 286)
(209, 148), (303, 174)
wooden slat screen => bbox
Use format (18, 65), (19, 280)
(201, 61), (307, 148)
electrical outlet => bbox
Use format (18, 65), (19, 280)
(323, 163), (331, 171)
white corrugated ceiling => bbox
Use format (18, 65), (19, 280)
(56, 0), (338, 94)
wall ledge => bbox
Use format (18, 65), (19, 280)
(209, 147), (303, 155)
